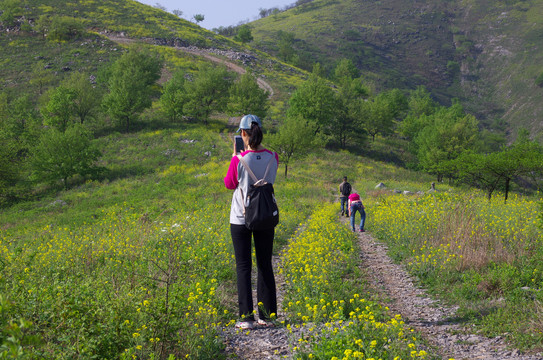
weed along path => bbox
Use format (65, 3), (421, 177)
(356, 230), (543, 360)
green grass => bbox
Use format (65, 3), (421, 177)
(2, 112), (542, 357)
(367, 189), (543, 352)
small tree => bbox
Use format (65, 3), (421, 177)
(267, 115), (321, 178)
(183, 65), (232, 123)
(154, 2), (167, 11)
(30, 124), (102, 189)
(48, 16), (84, 42)
(160, 70), (186, 122)
(227, 72), (269, 118)
(287, 72), (336, 135)
(332, 77), (369, 148)
(360, 92), (396, 142)
(277, 31), (296, 63)
(102, 48), (163, 131)
(29, 61), (54, 95)
(172, 9), (183, 17)
(452, 141), (543, 202)
(34, 14), (51, 39)
(41, 86), (76, 132)
(535, 71), (543, 87)
(62, 72), (101, 125)
(193, 14), (205, 24)
(234, 24), (254, 44)
(415, 103), (479, 181)
(334, 58), (360, 82)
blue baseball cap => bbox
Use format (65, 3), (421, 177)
(237, 114), (262, 132)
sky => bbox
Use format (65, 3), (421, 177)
(136, 0), (296, 30)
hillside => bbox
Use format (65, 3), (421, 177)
(247, 0), (543, 139)
(0, 0), (306, 109)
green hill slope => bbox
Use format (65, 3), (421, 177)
(0, 0), (306, 107)
(248, 0), (543, 139)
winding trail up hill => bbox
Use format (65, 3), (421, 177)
(105, 34), (274, 97)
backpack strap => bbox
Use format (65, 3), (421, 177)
(237, 154), (275, 184)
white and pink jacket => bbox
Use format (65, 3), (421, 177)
(224, 149), (279, 225)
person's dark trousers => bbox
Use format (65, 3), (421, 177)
(340, 196), (348, 215)
(230, 224), (277, 321)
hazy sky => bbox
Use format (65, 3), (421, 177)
(136, 0), (295, 30)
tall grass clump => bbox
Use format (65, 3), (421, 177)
(281, 204), (431, 359)
(368, 190), (543, 350)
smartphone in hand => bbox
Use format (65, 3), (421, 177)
(235, 135), (244, 154)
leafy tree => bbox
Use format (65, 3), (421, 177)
(30, 124), (102, 189)
(193, 14), (205, 23)
(415, 103), (479, 181)
(451, 141), (543, 202)
(227, 72), (269, 118)
(406, 86), (437, 119)
(0, 93), (22, 204)
(183, 65), (232, 123)
(234, 25), (253, 44)
(287, 73), (336, 135)
(277, 31), (296, 63)
(334, 58), (360, 82)
(34, 14), (51, 38)
(0, 135), (20, 204)
(48, 16), (84, 42)
(160, 70), (187, 122)
(154, 2), (167, 11)
(62, 72), (101, 125)
(29, 61), (54, 95)
(172, 9), (183, 17)
(267, 115), (321, 178)
(360, 90), (402, 142)
(382, 88), (408, 120)
(3, 94), (41, 147)
(41, 86), (76, 132)
(332, 77), (369, 148)
(102, 48), (163, 132)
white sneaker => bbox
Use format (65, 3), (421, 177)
(257, 319), (275, 327)
(235, 320), (255, 329)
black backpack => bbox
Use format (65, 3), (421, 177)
(341, 182), (352, 196)
(238, 155), (279, 231)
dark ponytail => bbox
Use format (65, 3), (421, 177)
(244, 121), (263, 149)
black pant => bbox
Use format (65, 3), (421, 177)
(230, 224), (277, 321)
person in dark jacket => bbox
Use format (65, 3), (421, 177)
(339, 176), (352, 217)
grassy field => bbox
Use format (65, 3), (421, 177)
(367, 189), (543, 352)
(1, 116), (542, 358)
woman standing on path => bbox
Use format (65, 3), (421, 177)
(348, 192), (366, 232)
(224, 115), (279, 330)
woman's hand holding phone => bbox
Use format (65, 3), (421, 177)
(234, 135), (244, 154)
